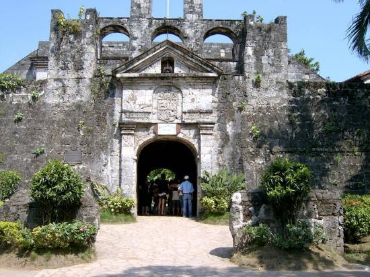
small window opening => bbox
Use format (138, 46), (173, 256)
(161, 57), (174, 73)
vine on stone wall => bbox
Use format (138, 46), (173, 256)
(14, 112), (24, 123)
(254, 74), (262, 88)
(90, 67), (112, 102)
(56, 7), (85, 35)
(0, 73), (23, 93)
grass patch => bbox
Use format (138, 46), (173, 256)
(231, 244), (352, 271)
(196, 212), (229, 225)
(0, 247), (96, 269)
(345, 252), (370, 266)
(100, 209), (136, 224)
(344, 236), (370, 266)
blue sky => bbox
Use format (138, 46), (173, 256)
(0, 0), (368, 81)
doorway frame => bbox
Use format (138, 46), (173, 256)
(119, 122), (217, 217)
(136, 137), (199, 216)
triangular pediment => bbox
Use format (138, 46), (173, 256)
(113, 40), (222, 77)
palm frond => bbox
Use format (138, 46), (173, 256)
(346, 0), (370, 61)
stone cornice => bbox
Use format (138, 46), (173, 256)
(119, 123), (136, 135)
(199, 123), (215, 135)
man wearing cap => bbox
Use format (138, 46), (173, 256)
(179, 175), (194, 217)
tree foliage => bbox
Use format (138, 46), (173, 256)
(31, 160), (84, 224)
(260, 157), (311, 227)
(146, 168), (175, 183)
(292, 50), (320, 73)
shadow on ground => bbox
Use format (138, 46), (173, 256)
(230, 244), (370, 273)
(209, 247), (234, 259)
(93, 265), (368, 277)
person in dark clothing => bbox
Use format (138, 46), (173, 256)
(157, 174), (168, 215)
(139, 181), (151, 215)
(152, 183), (159, 214)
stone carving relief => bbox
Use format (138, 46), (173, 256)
(153, 86), (182, 123)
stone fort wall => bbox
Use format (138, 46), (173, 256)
(0, 0), (369, 248)
(1, 0), (369, 195)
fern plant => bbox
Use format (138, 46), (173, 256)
(200, 169), (245, 214)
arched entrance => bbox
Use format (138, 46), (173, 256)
(137, 139), (197, 216)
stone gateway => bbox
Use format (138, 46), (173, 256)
(1, 0), (369, 252)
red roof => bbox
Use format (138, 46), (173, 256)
(344, 70), (370, 83)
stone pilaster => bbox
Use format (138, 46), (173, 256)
(119, 124), (137, 198)
(199, 123), (216, 175)
(130, 0), (152, 18)
(184, 0), (203, 21)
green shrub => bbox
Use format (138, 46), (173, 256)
(0, 171), (21, 201)
(32, 221), (97, 249)
(31, 160), (84, 224)
(242, 222), (327, 250)
(200, 196), (215, 213)
(0, 221), (33, 249)
(274, 221), (314, 250)
(313, 223), (328, 245)
(342, 194), (370, 243)
(0, 221), (96, 250)
(66, 220), (97, 247)
(91, 183), (135, 215)
(106, 189), (135, 214)
(260, 157), (311, 226)
(243, 223), (272, 246)
(200, 169), (245, 215)
(200, 196), (228, 214)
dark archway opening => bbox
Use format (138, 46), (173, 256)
(137, 140), (197, 216)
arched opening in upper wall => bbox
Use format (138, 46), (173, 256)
(152, 26), (184, 44)
(203, 27), (237, 60)
(99, 25), (130, 59)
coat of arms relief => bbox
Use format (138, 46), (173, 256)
(155, 87), (181, 122)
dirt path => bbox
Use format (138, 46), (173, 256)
(34, 216), (242, 276)
(1, 217), (368, 276)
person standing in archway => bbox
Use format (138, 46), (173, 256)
(157, 174), (168, 215)
(179, 175), (194, 217)
(139, 181), (151, 215)
(169, 178), (180, 215)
